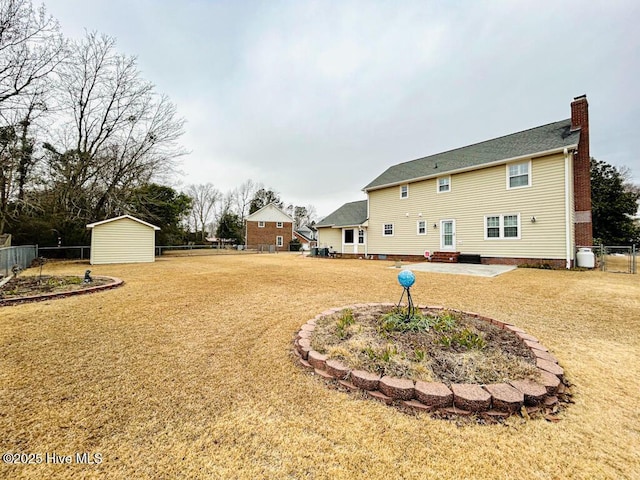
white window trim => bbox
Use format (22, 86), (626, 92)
(400, 184), (409, 199)
(258, 221), (265, 228)
(276, 235), (283, 247)
(343, 228), (355, 245)
(506, 161), (532, 190)
(484, 214), (521, 240)
(383, 223), (394, 236)
(276, 221), (283, 228)
(437, 176), (451, 193)
(358, 229), (365, 244)
(417, 220), (427, 235)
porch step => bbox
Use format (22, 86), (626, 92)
(430, 251), (460, 263)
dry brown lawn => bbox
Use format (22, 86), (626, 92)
(1, 253), (639, 479)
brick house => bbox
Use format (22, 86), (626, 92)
(317, 95), (593, 268)
(245, 203), (295, 252)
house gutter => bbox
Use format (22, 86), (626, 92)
(362, 145), (578, 192)
(564, 148), (572, 269)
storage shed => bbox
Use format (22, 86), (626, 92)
(86, 215), (160, 265)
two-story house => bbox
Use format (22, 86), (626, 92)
(245, 203), (295, 252)
(317, 96), (592, 268)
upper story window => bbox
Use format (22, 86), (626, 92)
(417, 220), (427, 235)
(437, 176), (451, 193)
(400, 184), (409, 199)
(258, 221), (265, 228)
(276, 221), (283, 228)
(485, 214), (520, 240)
(383, 223), (394, 236)
(507, 161), (531, 189)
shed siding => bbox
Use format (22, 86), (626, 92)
(91, 218), (155, 264)
(367, 153), (569, 259)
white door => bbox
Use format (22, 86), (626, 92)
(440, 220), (456, 251)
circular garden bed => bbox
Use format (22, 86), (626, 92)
(294, 303), (570, 421)
(0, 274), (124, 306)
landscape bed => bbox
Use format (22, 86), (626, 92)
(295, 303), (567, 417)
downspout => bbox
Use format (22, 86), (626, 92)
(564, 148), (572, 269)
(366, 192), (370, 258)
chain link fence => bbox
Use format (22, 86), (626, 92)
(578, 245), (637, 274)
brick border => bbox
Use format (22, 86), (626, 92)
(0, 276), (124, 307)
(293, 304), (568, 419)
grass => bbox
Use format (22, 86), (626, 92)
(1, 254), (639, 479)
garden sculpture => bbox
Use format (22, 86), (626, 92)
(396, 269), (416, 321)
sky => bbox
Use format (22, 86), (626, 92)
(42, 0), (640, 218)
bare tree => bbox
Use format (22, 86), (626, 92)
(292, 204), (317, 230)
(0, 0), (66, 114)
(0, 91), (47, 233)
(45, 32), (186, 224)
(232, 179), (261, 224)
(186, 183), (220, 241)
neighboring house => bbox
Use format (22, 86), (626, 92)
(317, 95), (593, 268)
(294, 225), (318, 250)
(245, 203), (295, 252)
(86, 215), (160, 265)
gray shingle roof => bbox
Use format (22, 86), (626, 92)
(364, 119), (580, 190)
(316, 200), (368, 228)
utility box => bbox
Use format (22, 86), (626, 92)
(576, 248), (596, 268)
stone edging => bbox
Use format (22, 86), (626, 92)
(293, 303), (568, 419)
(0, 276), (124, 307)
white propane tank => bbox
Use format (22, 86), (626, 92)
(576, 247), (595, 268)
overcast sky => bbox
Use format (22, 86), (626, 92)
(43, 0), (640, 218)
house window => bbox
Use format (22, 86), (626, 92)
(400, 184), (409, 199)
(383, 223), (394, 236)
(276, 222), (283, 228)
(344, 229), (354, 244)
(485, 214), (520, 239)
(486, 216), (500, 238)
(358, 229), (365, 244)
(417, 220), (427, 235)
(504, 215), (519, 238)
(276, 235), (283, 247)
(437, 176), (450, 193)
(507, 162), (530, 189)
(258, 221), (265, 228)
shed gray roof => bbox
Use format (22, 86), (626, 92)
(364, 119), (580, 191)
(316, 200), (368, 228)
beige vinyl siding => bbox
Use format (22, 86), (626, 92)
(91, 218), (156, 264)
(317, 227), (342, 252)
(367, 153), (569, 259)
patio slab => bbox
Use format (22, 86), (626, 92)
(398, 262), (517, 277)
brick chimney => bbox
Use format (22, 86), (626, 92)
(571, 95), (593, 246)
